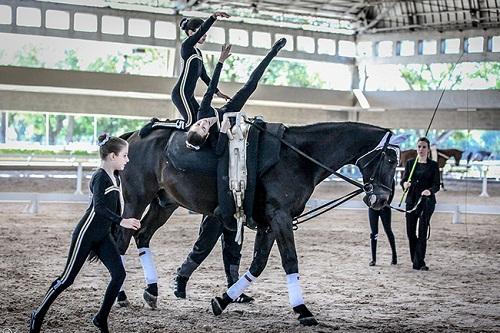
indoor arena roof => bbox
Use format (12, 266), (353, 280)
(179, 0), (500, 34)
(38, 1), (500, 35)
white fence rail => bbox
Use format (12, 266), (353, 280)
(0, 192), (497, 225)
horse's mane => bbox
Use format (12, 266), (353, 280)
(287, 121), (388, 133)
(120, 131), (135, 141)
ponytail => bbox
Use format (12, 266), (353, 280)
(97, 133), (128, 160)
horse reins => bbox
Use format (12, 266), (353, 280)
(245, 119), (365, 189)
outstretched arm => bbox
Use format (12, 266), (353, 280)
(184, 12), (229, 48)
(198, 44), (232, 120)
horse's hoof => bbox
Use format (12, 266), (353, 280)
(116, 290), (130, 307)
(92, 315), (110, 333)
(211, 297), (225, 316)
(29, 310), (41, 333)
(299, 316), (319, 326)
(143, 290), (158, 309)
(293, 304), (318, 326)
(116, 298), (130, 307)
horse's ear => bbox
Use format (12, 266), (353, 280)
(389, 134), (410, 146)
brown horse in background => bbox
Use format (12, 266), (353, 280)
(399, 148), (463, 190)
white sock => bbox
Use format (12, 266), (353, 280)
(119, 255), (126, 292)
(227, 271), (256, 300)
(138, 247), (158, 285)
(287, 273), (304, 307)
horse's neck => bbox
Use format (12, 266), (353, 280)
(287, 123), (385, 182)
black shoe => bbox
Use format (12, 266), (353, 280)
(29, 310), (42, 333)
(92, 315), (109, 333)
(232, 293), (254, 303)
(391, 257), (398, 265)
(420, 265), (429, 271)
(369, 260), (376, 266)
(272, 38), (287, 53)
(173, 275), (188, 299)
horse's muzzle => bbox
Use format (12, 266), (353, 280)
(363, 193), (389, 210)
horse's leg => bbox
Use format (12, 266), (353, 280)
(440, 170), (446, 191)
(134, 197), (178, 309)
(114, 189), (156, 307)
(273, 211), (318, 326)
(211, 224), (275, 316)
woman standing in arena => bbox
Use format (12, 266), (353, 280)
(401, 137), (440, 271)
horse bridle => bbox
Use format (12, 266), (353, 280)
(355, 132), (398, 198)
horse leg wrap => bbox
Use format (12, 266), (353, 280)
(138, 248), (158, 285)
(287, 273), (304, 308)
(227, 271), (256, 300)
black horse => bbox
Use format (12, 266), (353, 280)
(115, 121), (400, 325)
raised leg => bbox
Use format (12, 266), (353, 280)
(219, 38), (287, 114)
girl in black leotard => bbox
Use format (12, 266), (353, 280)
(401, 137), (440, 271)
(29, 134), (141, 333)
(171, 12), (231, 129)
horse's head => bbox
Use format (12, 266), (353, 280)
(355, 132), (400, 210)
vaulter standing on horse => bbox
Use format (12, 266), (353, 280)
(174, 38), (287, 300)
(30, 135), (141, 333)
(172, 12), (231, 129)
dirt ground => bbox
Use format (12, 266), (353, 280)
(0, 178), (499, 332)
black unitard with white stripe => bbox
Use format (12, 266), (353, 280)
(32, 168), (126, 328)
(172, 15), (218, 129)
